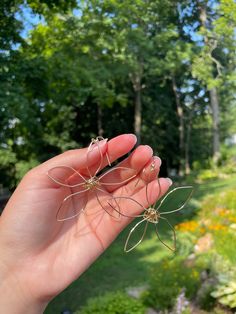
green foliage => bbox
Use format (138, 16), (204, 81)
(77, 291), (146, 314)
(1, 0), (236, 186)
(27, 0), (77, 14)
(211, 280), (236, 309)
(0, 148), (17, 166)
(0, 148), (17, 188)
(142, 257), (202, 310)
(200, 188), (236, 213)
(176, 184), (236, 310)
(197, 280), (216, 311)
(196, 160), (236, 182)
(191, 188), (236, 265)
(214, 231), (236, 265)
(176, 232), (197, 257)
(15, 159), (39, 183)
(197, 169), (219, 182)
(210, 256), (236, 310)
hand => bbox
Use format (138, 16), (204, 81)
(0, 134), (172, 313)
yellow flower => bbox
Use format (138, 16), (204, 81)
(208, 224), (227, 231)
(176, 220), (199, 232)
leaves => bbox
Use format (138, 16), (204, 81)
(0, 0), (236, 187)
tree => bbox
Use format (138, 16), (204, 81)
(192, 0), (236, 164)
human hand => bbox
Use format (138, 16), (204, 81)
(0, 134), (172, 313)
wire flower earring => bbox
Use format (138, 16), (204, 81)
(108, 164), (193, 252)
(47, 137), (137, 221)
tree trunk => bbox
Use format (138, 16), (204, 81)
(185, 104), (195, 175)
(97, 104), (104, 137)
(134, 88), (142, 145)
(199, 3), (221, 164)
(172, 76), (184, 176)
(185, 128), (191, 175)
(130, 62), (143, 146)
(210, 87), (220, 164)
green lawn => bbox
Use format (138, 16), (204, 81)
(45, 174), (236, 313)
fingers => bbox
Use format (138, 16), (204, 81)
(106, 134), (137, 164)
(36, 133), (136, 174)
(99, 145), (154, 192)
(81, 134), (137, 176)
(35, 139), (108, 174)
(116, 156), (162, 196)
(29, 134), (137, 188)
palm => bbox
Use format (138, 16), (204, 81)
(0, 135), (171, 302)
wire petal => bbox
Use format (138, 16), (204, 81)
(99, 167), (137, 186)
(56, 189), (89, 221)
(125, 219), (148, 252)
(86, 137), (108, 177)
(94, 136), (111, 166)
(107, 196), (144, 219)
(156, 186), (194, 215)
(155, 217), (176, 252)
(47, 166), (85, 188)
(90, 188), (121, 219)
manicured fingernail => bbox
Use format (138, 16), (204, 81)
(144, 145), (153, 155)
(153, 156), (162, 166)
(166, 178), (173, 186)
(126, 134), (137, 142)
(98, 139), (108, 147)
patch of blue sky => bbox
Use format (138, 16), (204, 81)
(72, 8), (82, 17)
(14, 4), (45, 39)
(183, 25), (203, 43)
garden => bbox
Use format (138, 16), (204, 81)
(45, 168), (236, 313)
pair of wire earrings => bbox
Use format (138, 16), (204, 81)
(47, 136), (193, 253)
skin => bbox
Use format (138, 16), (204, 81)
(0, 134), (172, 313)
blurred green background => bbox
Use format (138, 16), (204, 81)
(1, 0), (236, 313)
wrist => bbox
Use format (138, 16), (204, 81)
(0, 266), (48, 314)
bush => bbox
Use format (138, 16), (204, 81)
(142, 257), (202, 310)
(77, 291), (146, 314)
(197, 189), (236, 264)
(15, 159), (39, 183)
(197, 169), (219, 182)
(214, 231), (236, 265)
(211, 279), (236, 309)
(200, 189), (236, 213)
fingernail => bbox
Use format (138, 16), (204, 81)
(166, 177), (173, 186)
(144, 145), (153, 155)
(98, 139), (108, 147)
(126, 134), (137, 142)
(153, 156), (162, 166)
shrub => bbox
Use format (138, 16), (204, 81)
(211, 280), (236, 309)
(210, 256), (236, 310)
(142, 257), (202, 310)
(200, 189), (236, 213)
(197, 169), (219, 182)
(77, 291), (146, 314)
(197, 189), (236, 265)
(214, 231), (236, 265)
(197, 280), (216, 311)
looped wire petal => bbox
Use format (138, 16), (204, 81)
(47, 136), (137, 221)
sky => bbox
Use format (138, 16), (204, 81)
(15, 5), (45, 39)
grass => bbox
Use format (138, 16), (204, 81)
(45, 174), (236, 313)
(46, 223), (170, 313)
